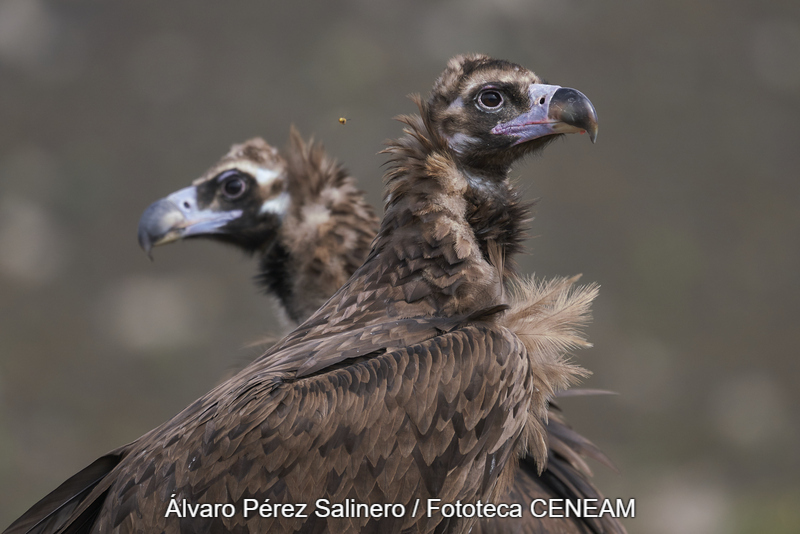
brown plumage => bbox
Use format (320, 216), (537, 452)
(138, 131), (622, 534)
(482, 276), (622, 534)
(6, 54), (617, 534)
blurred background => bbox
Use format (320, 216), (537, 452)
(1, 1), (798, 531)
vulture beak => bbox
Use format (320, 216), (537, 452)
(137, 185), (242, 258)
(492, 84), (598, 144)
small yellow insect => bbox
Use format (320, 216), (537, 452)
(338, 117), (348, 125)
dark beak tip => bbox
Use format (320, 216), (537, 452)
(586, 105), (599, 144)
(137, 197), (185, 260)
(137, 228), (155, 260)
(549, 86), (599, 145)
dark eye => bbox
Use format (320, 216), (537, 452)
(221, 175), (247, 199)
(477, 90), (504, 110)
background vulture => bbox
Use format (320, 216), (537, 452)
(5, 55), (607, 533)
(138, 130), (380, 329)
(137, 128), (623, 534)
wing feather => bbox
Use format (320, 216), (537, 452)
(4, 451), (124, 534)
(27, 322), (531, 534)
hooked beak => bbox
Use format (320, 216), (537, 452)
(492, 84), (598, 144)
(137, 186), (242, 258)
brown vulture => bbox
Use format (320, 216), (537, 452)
(5, 55), (621, 534)
(137, 131), (379, 328)
(136, 131), (623, 533)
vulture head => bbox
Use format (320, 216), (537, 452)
(137, 138), (288, 256)
(137, 131), (378, 325)
(426, 54), (598, 178)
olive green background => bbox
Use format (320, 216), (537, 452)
(1, 1), (798, 532)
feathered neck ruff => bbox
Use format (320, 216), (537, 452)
(258, 129), (379, 326)
(381, 96), (531, 275)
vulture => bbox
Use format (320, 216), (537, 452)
(137, 130), (379, 328)
(5, 54), (621, 534)
(136, 133), (623, 533)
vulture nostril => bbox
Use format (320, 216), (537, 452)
(183, 201), (191, 209)
(539, 97), (545, 105)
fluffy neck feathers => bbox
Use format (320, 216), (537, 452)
(377, 99), (530, 314)
(258, 131), (378, 325)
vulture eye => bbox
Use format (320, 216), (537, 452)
(477, 90), (504, 111)
(221, 175), (248, 200)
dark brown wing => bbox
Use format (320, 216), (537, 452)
(473, 413), (624, 534)
(474, 462), (596, 534)
(24, 322), (530, 534)
(3, 451), (125, 534)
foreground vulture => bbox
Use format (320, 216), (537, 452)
(137, 133), (623, 534)
(5, 55), (620, 534)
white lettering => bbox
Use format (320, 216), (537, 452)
(242, 499), (259, 518)
(528, 498), (636, 518)
(221, 503), (236, 518)
(617, 499), (635, 517)
(315, 498), (331, 518)
(583, 498), (598, 518)
(565, 498), (581, 517)
(165, 494), (181, 517)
